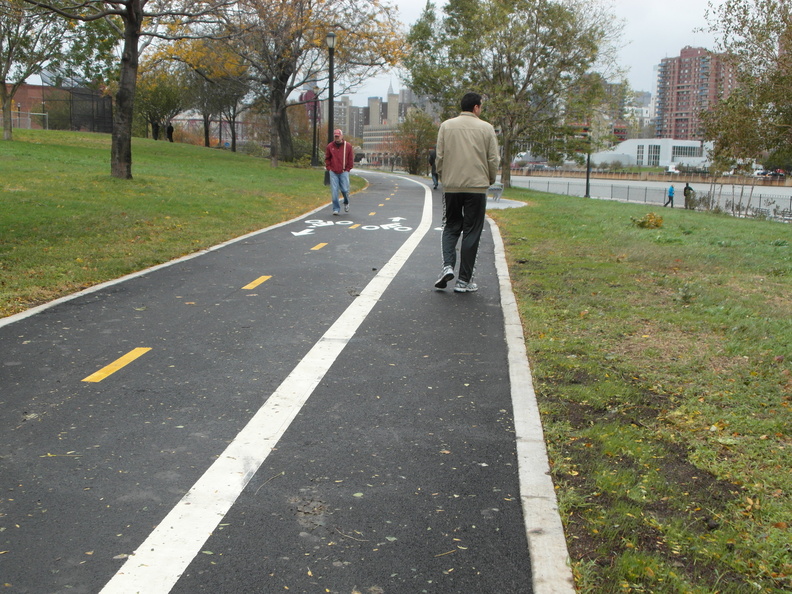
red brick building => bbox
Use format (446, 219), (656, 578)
(3, 83), (47, 129)
(3, 82), (112, 132)
(654, 46), (738, 140)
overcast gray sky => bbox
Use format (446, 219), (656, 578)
(347, 0), (717, 103)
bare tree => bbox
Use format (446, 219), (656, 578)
(222, 0), (405, 165)
(1, 0), (113, 140)
(24, 0), (238, 178)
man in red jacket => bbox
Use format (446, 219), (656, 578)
(325, 128), (354, 215)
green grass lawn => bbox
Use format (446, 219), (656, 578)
(2, 131), (790, 592)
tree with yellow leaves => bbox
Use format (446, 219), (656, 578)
(156, 37), (253, 151)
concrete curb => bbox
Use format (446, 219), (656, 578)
(489, 217), (577, 593)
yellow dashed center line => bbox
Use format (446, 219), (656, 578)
(311, 243), (328, 250)
(82, 347), (152, 383)
(349, 224), (361, 229)
(242, 275), (272, 290)
(369, 212), (376, 216)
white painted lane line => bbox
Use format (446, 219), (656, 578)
(489, 217), (576, 594)
(100, 177), (432, 594)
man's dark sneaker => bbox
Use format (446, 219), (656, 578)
(434, 266), (455, 289)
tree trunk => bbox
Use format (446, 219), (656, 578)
(269, 75), (294, 165)
(229, 115), (237, 152)
(1, 85), (13, 141)
(276, 103), (293, 161)
(111, 1), (142, 179)
(202, 112), (211, 147)
(269, 105), (278, 167)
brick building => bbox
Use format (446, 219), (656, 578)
(654, 46), (738, 140)
(3, 83), (45, 112)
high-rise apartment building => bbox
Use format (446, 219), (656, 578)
(654, 46), (738, 140)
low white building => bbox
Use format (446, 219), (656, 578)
(591, 138), (713, 169)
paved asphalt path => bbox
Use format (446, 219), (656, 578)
(0, 170), (573, 594)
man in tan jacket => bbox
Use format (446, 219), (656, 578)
(434, 92), (500, 293)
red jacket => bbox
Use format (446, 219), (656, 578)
(325, 140), (354, 174)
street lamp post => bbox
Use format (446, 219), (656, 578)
(585, 134), (591, 198)
(311, 87), (319, 167)
(326, 31), (336, 144)
(324, 31), (336, 185)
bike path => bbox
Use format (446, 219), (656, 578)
(0, 170), (572, 593)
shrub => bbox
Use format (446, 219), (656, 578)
(630, 212), (663, 228)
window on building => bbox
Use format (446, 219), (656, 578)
(648, 144), (661, 167)
(636, 145), (644, 166)
(672, 145), (703, 159)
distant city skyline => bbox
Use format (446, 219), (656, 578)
(346, 0), (717, 104)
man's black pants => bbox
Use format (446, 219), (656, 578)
(441, 192), (486, 283)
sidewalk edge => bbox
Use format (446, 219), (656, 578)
(488, 217), (577, 593)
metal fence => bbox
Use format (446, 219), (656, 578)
(0, 110), (48, 129)
(3, 87), (113, 133)
(514, 177), (792, 222)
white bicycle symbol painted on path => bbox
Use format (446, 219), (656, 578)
(292, 217), (412, 236)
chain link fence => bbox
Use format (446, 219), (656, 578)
(513, 177), (792, 222)
(3, 86), (112, 133)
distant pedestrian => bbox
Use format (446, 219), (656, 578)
(434, 92), (500, 293)
(683, 182), (693, 208)
(167, 122), (174, 142)
(428, 147), (438, 189)
(664, 184), (675, 207)
(325, 129), (354, 215)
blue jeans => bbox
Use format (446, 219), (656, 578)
(329, 171), (350, 212)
